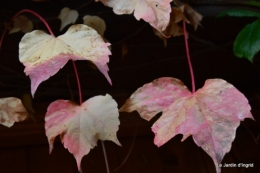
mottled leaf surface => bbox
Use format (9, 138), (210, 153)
(120, 77), (254, 173)
(83, 15), (111, 50)
(0, 97), (28, 127)
(96, 0), (172, 31)
(19, 24), (111, 96)
(45, 94), (121, 170)
(121, 77), (190, 121)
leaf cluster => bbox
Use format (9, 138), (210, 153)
(0, 1), (256, 173)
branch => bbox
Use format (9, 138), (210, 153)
(242, 122), (258, 145)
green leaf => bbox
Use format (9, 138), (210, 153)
(218, 9), (260, 18)
(234, 20), (260, 62)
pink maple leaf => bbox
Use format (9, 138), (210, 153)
(96, 0), (172, 32)
(45, 94), (121, 170)
(0, 97), (28, 127)
(120, 77), (254, 173)
(19, 24), (111, 96)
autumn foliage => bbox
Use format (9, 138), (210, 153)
(0, 1), (255, 173)
(120, 77), (254, 173)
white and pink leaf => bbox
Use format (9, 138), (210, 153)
(120, 77), (254, 173)
(96, 0), (172, 31)
(19, 24), (111, 96)
(45, 94), (121, 170)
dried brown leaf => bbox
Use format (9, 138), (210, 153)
(154, 1), (202, 46)
(173, 0), (203, 30)
(83, 15), (106, 36)
(9, 15), (33, 34)
(0, 97), (28, 127)
(154, 7), (187, 47)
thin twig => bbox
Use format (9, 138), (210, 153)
(35, 79), (66, 99)
(52, 41), (233, 78)
(242, 122), (258, 145)
(102, 141), (110, 173)
(189, 32), (216, 46)
(0, 64), (29, 80)
(113, 24), (148, 45)
(76, 0), (94, 10)
(0, 28), (7, 51)
(257, 133), (260, 141)
(72, 61), (82, 105)
(114, 118), (140, 172)
(4, 85), (29, 96)
(66, 75), (75, 102)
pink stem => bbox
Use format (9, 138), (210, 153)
(183, 20), (195, 93)
(13, 9), (54, 36)
(72, 61), (83, 105)
(101, 141), (110, 173)
(114, 119), (139, 172)
(2, 9), (102, 172)
(1, 9), (54, 51)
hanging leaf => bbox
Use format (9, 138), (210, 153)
(154, 7), (187, 46)
(0, 97), (28, 127)
(173, 0), (203, 30)
(9, 15), (33, 34)
(154, 2), (202, 47)
(218, 9), (260, 61)
(120, 77), (254, 173)
(45, 94), (121, 170)
(83, 15), (111, 50)
(96, 0), (172, 32)
(83, 15), (106, 36)
(19, 24), (111, 96)
(233, 20), (260, 62)
(58, 7), (79, 31)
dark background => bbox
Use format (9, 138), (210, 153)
(0, 0), (259, 173)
